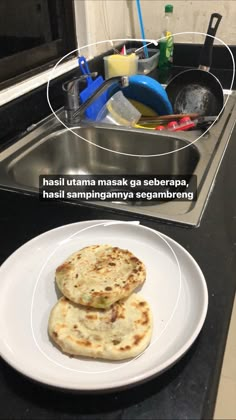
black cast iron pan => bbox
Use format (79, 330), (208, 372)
(166, 13), (224, 116)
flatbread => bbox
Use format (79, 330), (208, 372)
(55, 245), (146, 308)
(48, 294), (153, 360)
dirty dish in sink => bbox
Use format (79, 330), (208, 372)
(108, 75), (173, 116)
(166, 13), (223, 115)
(96, 91), (141, 126)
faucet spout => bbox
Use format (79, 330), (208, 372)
(72, 76), (129, 123)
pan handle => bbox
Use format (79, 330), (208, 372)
(199, 13), (222, 71)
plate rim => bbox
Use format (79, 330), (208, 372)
(0, 219), (208, 391)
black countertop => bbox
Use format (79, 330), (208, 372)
(0, 126), (235, 420)
(0, 49), (236, 419)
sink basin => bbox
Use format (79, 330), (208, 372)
(0, 93), (235, 226)
(8, 127), (199, 188)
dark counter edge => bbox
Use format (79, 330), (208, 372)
(0, 43), (235, 420)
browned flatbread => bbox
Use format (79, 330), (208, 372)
(48, 294), (153, 360)
(55, 245), (146, 308)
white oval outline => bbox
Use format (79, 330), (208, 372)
(30, 220), (182, 375)
(46, 33), (235, 158)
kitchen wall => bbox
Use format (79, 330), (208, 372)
(74, 0), (236, 57)
(74, 0), (131, 56)
(1, 0), (234, 106)
(130, 0), (236, 44)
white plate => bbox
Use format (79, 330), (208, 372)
(0, 220), (208, 391)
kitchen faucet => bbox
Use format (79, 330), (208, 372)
(62, 75), (129, 125)
(62, 74), (94, 124)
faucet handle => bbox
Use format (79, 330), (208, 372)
(62, 73), (98, 113)
(62, 73), (98, 94)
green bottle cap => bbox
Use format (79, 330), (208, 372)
(165, 4), (173, 13)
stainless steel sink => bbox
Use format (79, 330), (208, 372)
(0, 93), (235, 226)
(8, 127), (200, 186)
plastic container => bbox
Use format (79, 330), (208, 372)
(103, 54), (138, 79)
(96, 91), (141, 126)
(126, 48), (160, 74)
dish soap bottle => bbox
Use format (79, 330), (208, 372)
(158, 4), (174, 80)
